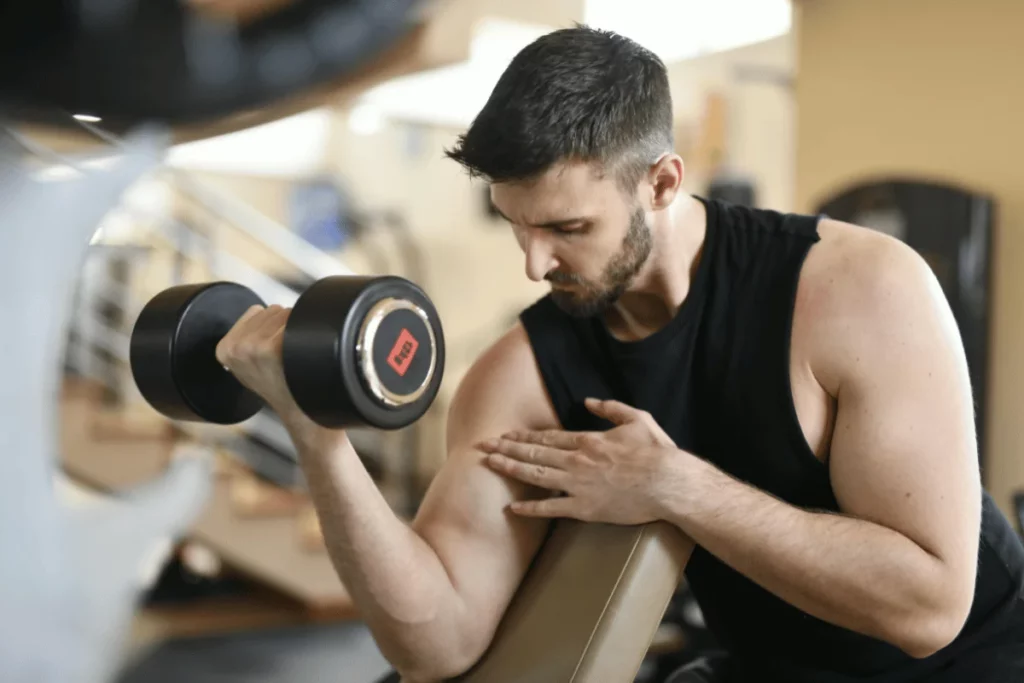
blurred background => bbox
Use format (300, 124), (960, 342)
(1, 0), (1023, 681)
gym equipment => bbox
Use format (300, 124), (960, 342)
(283, 274), (442, 430)
(129, 275), (444, 429)
(131, 282), (265, 424)
(1, 128), (214, 683)
(453, 522), (693, 683)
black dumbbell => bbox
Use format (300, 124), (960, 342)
(129, 276), (445, 430)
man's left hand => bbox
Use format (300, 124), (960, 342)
(478, 398), (684, 524)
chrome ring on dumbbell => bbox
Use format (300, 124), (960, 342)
(356, 298), (438, 408)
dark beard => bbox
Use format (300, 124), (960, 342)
(549, 206), (653, 318)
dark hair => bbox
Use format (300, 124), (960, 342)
(445, 25), (674, 194)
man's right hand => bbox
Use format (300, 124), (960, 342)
(214, 303), (291, 408)
(213, 303), (339, 448)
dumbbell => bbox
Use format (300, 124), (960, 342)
(129, 275), (444, 430)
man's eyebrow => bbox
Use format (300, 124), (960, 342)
(493, 206), (587, 229)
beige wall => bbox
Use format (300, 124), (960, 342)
(794, 0), (1024, 515)
(477, 0), (582, 27)
(668, 35), (795, 212)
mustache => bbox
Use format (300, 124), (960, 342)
(545, 271), (585, 285)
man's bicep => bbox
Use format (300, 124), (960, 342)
(826, 240), (980, 567)
(413, 443), (550, 629)
(412, 325), (557, 640)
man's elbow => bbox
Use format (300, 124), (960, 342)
(394, 632), (489, 682)
(893, 593), (973, 660)
(396, 651), (481, 683)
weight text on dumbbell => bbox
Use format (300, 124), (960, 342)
(388, 329), (419, 377)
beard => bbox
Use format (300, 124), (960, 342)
(547, 205), (653, 318)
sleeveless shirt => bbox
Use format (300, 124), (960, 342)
(519, 197), (1024, 682)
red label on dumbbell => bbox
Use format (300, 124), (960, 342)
(387, 329), (419, 377)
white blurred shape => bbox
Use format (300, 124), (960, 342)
(167, 108), (332, 177)
(348, 102), (386, 136)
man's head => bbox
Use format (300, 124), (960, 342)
(445, 26), (680, 317)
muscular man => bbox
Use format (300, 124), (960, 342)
(217, 26), (1024, 683)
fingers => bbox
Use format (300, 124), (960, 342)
(216, 304), (290, 367)
(218, 305), (263, 347)
(484, 453), (569, 490)
(509, 496), (580, 519)
(584, 397), (642, 425)
(500, 429), (586, 451)
(479, 437), (570, 469)
(252, 304), (290, 336)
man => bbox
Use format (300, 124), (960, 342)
(216, 26), (1024, 683)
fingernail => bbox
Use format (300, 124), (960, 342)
(479, 438), (498, 450)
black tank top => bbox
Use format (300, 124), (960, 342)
(519, 197), (1024, 682)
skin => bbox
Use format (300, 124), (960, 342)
(216, 153), (981, 679)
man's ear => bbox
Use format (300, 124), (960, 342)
(649, 153), (685, 210)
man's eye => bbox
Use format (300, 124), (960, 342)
(554, 223), (586, 235)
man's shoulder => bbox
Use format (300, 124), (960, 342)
(804, 217), (936, 307)
(796, 217), (945, 389)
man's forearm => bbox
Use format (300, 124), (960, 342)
(660, 454), (962, 657)
(287, 420), (473, 679)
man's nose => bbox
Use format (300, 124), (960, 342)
(523, 233), (557, 283)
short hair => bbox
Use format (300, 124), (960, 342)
(445, 25), (674, 194)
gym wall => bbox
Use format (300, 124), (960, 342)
(793, 0), (1024, 518)
(667, 34), (795, 213)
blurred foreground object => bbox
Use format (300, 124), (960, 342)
(0, 0), (426, 136)
(0, 128), (213, 683)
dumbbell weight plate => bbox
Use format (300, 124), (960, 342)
(130, 282), (266, 424)
(282, 275), (445, 430)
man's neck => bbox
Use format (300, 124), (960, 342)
(605, 194), (708, 341)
